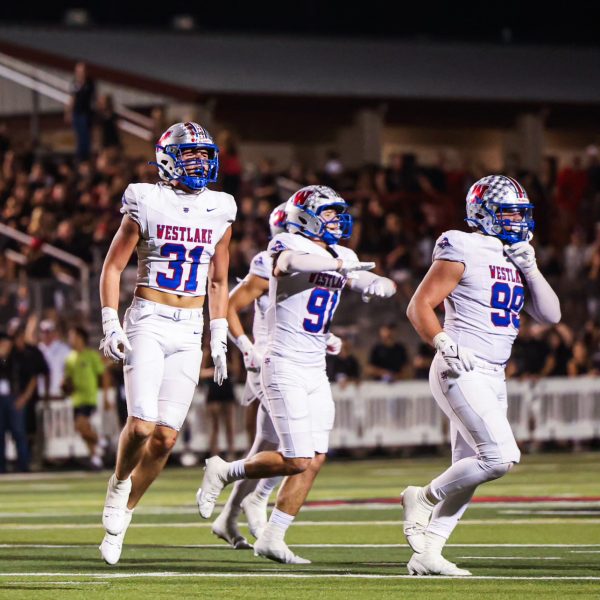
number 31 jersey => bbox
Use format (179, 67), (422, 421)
(121, 182), (236, 297)
(434, 230), (526, 365)
(265, 232), (358, 367)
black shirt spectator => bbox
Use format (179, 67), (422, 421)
(326, 340), (361, 384)
(366, 323), (408, 381)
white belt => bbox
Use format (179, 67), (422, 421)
(131, 297), (203, 322)
(474, 358), (505, 373)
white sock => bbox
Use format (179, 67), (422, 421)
(418, 486), (438, 507)
(227, 459), (246, 481)
(426, 486), (475, 540)
(112, 474), (130, 489)
(266, 508), (294, 538)
(254, 476), (282, 501)
(424, 531), (446, 555)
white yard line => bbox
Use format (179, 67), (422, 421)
(501, 510), (600, 515)
(456, 556), (561, 560)
(0, 572), (599, 581)
(1, 543), (599, 549)
(2, 518), (600, 530)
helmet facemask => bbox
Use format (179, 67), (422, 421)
(151, 122), (219, 191)
(465, 175), (535, 244)
(285, 185), (354, 245)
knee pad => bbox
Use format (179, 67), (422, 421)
(481, 460), (513, 481)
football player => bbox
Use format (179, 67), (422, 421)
(98, 122), (236, 564)
(212, 203), (343, 549)
(404, 175), (561, 575)
(196, 185), (396, 563)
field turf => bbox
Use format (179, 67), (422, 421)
(0, 453), (599, 599)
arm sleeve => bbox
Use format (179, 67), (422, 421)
(276, 250), (339, 275)
(524, 273), (561, 325)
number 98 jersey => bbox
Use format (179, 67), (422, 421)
(265, 232), (357, 367)
(434, 230), (526, 365)
(121, 182), (236, 297)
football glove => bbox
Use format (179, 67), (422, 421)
(325, 332), (343, 355)
(235, 334), (261, 373)
(433, 331), (476, 374)
(100, 307), (132, 361)
(210, 318), (228, 385)
(503, 242), (540, 280)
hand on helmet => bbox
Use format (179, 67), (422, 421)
(503, 242), (539, 280)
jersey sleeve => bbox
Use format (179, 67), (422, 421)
(267, 232), (301, 256)
(432, 231), (467, 268)
(249, 251), (272, 280)
(120, 184), (146, 234)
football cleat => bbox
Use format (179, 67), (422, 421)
(401, 486), (433, 554)
(212, 510), (253, 550)
(99, 509), (133, 565)
(253, 533), (311, 565)
(240, 491), (269, 540)
(407, 552), (472, 576)
(102, 474), (132, 535)
(196, 456), (231, 519)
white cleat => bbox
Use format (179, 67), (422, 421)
(401, 486), (433, 554)
(99, 509), (133, 565)
(240, 492), (268, 540)
(253, 534), (311, 565)
(196, 456), (231, 519)
(407, 552), (472, 576)
(102, 474), (132, 535)
(212, 510), (253, 550)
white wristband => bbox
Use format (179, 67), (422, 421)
(432, 331), (451, 350)
(101, 307), (120, 332)
(210, 318), (228, 333)
(234, 334), (253, 353)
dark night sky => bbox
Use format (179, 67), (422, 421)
(0, 1), (598, 46)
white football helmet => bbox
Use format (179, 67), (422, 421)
(465, 175), (534, 244)
(285, 185), (353, 245)
(269, 202), (287, 237)
(151, 122), (218, 190)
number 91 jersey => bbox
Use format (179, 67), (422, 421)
(434, 230), (526, 365)
(121, 183), (236, 296)
(265, 232), (356, 367)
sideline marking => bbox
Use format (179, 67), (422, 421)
(0, 572), (599, 581)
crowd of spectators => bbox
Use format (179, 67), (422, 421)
(1, 116), (600, 397)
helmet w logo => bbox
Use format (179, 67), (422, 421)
(469, 183), (489, 204)
(292, 190), (312, 207)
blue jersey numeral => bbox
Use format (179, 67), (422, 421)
(156, 243), (204, 293)
(490, 282), (525, 328)
(303, 288), (340, 334)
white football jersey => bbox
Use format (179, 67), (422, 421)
(434, 230), (526, 365)
(121, 182), (236, 297)
(265, 232), (357, 366)
(247, 250), (272, 350)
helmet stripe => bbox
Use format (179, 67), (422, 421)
(506, 176), (526, 197)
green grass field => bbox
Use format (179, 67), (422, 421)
(0, 453), (599, 599)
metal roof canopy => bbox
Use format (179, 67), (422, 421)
(0, 26), (599, 104)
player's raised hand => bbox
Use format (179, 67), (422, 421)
(100, 307), (132, 361)
(325, 332), (343, 355)
(433, 331), (476, 375)
(336, 259), (376, 277)
(210, 318), (229, 385)
(361, 277), (397, 302)
(503, 242), (539, 279)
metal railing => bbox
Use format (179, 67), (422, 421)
(0, 51), (154, 141)
(0, 222), (91, 315)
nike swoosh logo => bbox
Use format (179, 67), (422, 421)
(207, 208), (217, 212)
(193, 331), (202, 335)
